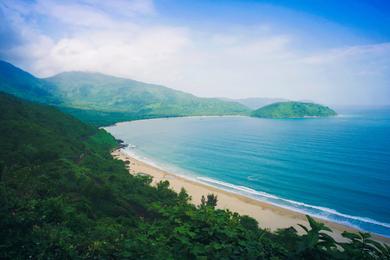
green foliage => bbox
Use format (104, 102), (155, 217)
(200, 193), (218, 208)
(58, 106), (178, 126)
(251, 101), (337, 118)
(0, 92), (387, 259)
(340, 231), (389, 259)
(294, 215), (337, 259)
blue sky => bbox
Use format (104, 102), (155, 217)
(157, 0), (390, 41)
(1, 0), (389, 105)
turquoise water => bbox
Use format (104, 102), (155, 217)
(105, 108), (390, 237)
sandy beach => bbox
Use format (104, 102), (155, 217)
(112, 149), (390, 244)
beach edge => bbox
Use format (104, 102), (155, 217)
(112, 148), (390, 245)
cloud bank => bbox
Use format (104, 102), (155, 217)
(0, 0), (389, 105)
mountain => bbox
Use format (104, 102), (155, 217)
(251, 101), (337, 118)
(221, 97), (289, 109)
(0, 60), (249, 125)
(0, 60), (339, 125)
(44, 72), (249, 117)
(0, 60), (58, 104)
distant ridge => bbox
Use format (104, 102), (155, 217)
(220, 97), (289, 109)
(44, 71), (249, 116)
(0, 60), (249, 125)
(0, 60), (337, 124)
(0, 60), (59, 104)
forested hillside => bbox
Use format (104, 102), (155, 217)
(45, 72), (249, 117)
(251, 102), (337, 118)
(0, 61), (58, 104)
(0, 92), (388, 259)
(0, 60), (249, 126)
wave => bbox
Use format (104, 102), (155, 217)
(122, 147), (164, 170)
(247, 175), (263, 181)
(197, 177), (390, 234)
(120, 148), (390, 237)
(122, 147), (199, 179)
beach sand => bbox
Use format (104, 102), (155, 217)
(112, 149), (390, 244)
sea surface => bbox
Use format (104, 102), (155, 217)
(105, 107), (390, 237)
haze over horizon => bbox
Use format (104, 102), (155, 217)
(1, 0), (389, 106)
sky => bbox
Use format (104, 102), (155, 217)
(0, 0), (389, 105)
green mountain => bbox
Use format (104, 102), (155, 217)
(0, 60), (58, 104)
(0, 92), (386, 259)
(0, 60), (249, 125)
(251, 101), (337, 118)
(1, 60), (339, 125)
(44, 72), (249, 120)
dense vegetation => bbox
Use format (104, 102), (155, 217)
(251, 101), (337, 118)
(0, 92), (388, 259)
(0, 60), (59, 104)
(0, 60), (249, 126)
(58, 107), (183, 127)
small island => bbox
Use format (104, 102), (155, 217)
(251, 101), (337, 119)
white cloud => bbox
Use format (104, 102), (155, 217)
(0, 0), (188, 80)
(87, 0), (155, 16)
(36, 1), (116, 28)
(302, 43), (390, 65)
(1, 0), (389, 105)
(32, 26), (190, 79)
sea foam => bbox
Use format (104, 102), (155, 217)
(196, 176), (390, 234)
(122, 147), (390, 235)
(106, 114), (390, 238)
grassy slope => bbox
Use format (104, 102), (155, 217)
(43, 72), (249, 118)
(251, 101), (337, 118)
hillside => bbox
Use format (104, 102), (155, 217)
(0, 92), (257, 258)
(0, 60), (58, 104)
(251, 102), (337, 118)
(1, 92), (387, 258)
(0, 92), (280, 258)
(0, 60), (250, 125)
(44, 72), (249, 117)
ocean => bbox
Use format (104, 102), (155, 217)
(104, 107), (390, 237)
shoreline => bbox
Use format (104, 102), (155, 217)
(104, 114), (338, 129)
(112, 148), (390, 244)
(104, 115), (248, 128)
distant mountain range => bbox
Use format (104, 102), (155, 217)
(0, 60), (249, 125)
(220, 97), (289, 109)
(0, 60), (336, 124)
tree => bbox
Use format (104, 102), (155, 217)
(200, 194), (218, 208)
(294, 215), (337, 259)
(240, 215), (259, 231)
(340, 231), (386, 259)
(178, 188), (191, 204)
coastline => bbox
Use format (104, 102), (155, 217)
(112, 148), (390, 244)
(104, 115), (248, 128)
